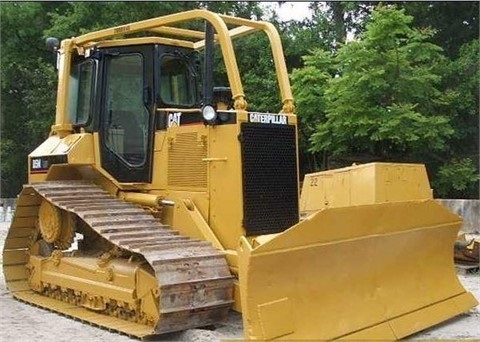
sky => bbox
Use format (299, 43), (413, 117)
(262, 2), (313, 21)
(264, 2), (356, 41)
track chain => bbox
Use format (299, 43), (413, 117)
(4, 180), (234, 337)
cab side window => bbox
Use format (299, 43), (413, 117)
(160, 55), (195, 106)
(69, 59), (95, 125)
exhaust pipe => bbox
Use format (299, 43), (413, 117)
(203, 21), (214, 107)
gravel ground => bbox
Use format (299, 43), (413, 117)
(0, 221), (478, 341)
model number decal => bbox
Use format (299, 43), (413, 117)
(30, 157), (50, 174)
(249, 113), (287, 125)
(30, 155), (68, 173)
(32, 158), (43, 170)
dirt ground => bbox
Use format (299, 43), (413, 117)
(0, 221), (478, 341)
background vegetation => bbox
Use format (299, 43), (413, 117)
(1, 1), (478, 198)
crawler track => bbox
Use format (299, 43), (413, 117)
(3, 180), (234, 339)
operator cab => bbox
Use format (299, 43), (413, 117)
(68, 41), (202, 182)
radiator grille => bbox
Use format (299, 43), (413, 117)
(240, 122), (299, 235)
(168, 132), (207, 188)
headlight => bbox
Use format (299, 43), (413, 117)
(202, 105), (217, 124)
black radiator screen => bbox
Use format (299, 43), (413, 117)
(240, 122), (299, 236)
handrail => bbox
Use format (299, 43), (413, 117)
(156, 108), (201, 113)
(72, 9), (245, 103)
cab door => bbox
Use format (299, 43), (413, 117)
(99, 45), (155, 183)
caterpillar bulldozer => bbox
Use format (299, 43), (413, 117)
(2, 9), (477, 340)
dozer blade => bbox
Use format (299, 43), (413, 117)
(238, 199), (478, 340)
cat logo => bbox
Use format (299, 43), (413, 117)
(168, 112), (182, 128)
(249, 113), (287, 125)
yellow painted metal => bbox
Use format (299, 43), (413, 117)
(225, 26), (257, 41)
(207, 124), (245, 251)
(156, 108), (202, 114)
(149, 26), (209, 40)
(3, 187), (41, 291)
(38, 200), (62, 243)
(91, 37), (195, 49)
(28, 133), (94, 184)
(179, 199), (224, 251)
(167, 128), (208, 190)
(159, 194), (213, 246)
(300, 162), (433, 216)
(238, 199), (478, 340)
(28, 254), (144, 304)
(119, 191), (162, 207)
(52, 39), (74, 137)
(13, 291), (155, 338)
(148, 121), (244, 253)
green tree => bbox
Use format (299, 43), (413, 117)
(280, 2), (375, 175)
(1, 2), (58, 197)
(434, 158), (479, 198)
(312, 6), (453, 160)
(278, 2), (372, 72)
(291, 49), (335, 172)
(322, 1), (374, 46)
(232, 32), (281, 112)
(45, 2), (199, 38)
(292, 5), (475, 193)
(201, 1), (263, 19)
(400, 2), (479, 58)
(396, 2), (479, 198)
(279, 8), (336, 70)
(431, 39), (479, 198)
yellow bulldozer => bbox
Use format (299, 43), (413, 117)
(2, 9), (477, 340)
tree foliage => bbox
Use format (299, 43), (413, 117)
(291, 4), (478, 197)
(314, 6), (453, 157)
(430, 38), (480, 198)
(400, 1), (479, 58)
(1, 2), (57, 197)
(291, 49), (335, 171)
(434, 158), (479, 198)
